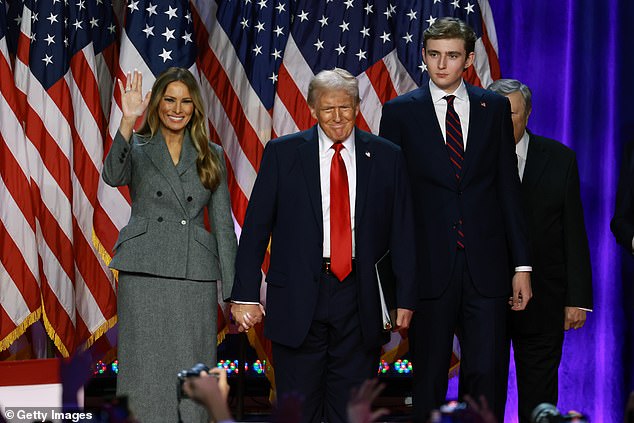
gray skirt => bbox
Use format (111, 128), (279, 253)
(116, 272), (218, 423)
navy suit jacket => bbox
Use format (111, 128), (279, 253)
(379, 83), (530, 298)
(231, 126), (417, 349)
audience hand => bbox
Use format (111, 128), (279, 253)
(347, 378), (389, 423)
(183, 369), (233, 423)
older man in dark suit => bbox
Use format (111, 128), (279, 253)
(489, 78), (593, 423)
(379, 18), (532, 422)
(230, 68), (417, 423)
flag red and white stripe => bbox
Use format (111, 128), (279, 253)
(0, 6), (41, 351)
(8, 1), (118, 356)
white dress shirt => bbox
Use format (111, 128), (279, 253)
(429, 80), (471, 149)
(516, 130), (530, 181)
(318, 125), (357, 258)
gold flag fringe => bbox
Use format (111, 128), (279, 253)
(92, 229), (113, 267)
(41, 301), (70, 358)
(82, 315), (118, 350)
(0, 307), (42, 352)
(217, 325), (229, 346)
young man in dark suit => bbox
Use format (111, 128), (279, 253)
(379, 18), (532, 422)
(231, 69), (417, 423)
(489, 78), (593, 423)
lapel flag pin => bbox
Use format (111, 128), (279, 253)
(365, 151), (371, 157)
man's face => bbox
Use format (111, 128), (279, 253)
(423, 38), (475, 93)
(309, 89), (359, 142)
(505, 91), (530, 144)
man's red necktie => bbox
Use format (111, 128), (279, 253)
(330, 142), (352, 281)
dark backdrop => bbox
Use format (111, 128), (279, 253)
(488, 0), (634, 421)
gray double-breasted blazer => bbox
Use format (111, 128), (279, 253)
(102, 130), (236, 300)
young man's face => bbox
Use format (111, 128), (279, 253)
(423, 38), (475, 93)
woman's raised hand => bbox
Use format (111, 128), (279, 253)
(118, 70), (152, 122)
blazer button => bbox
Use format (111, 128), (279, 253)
(123, 147), (128, 153)
(157, 217), (163, 222)
(118, 158), (124, 163)
(181, 220), (187, 225)
(157, 191), (162, 197)
(187, 196), (193, 202)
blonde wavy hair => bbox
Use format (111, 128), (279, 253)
(137, 67), (222, 191)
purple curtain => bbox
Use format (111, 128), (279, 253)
(488, 0), (634, 421)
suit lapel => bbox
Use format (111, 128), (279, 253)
(354, 128), (371, 227)
(142, 131), (188, 213)
(297, 126), (323, 234)
(462, 85), (486, 182)
(177, 132), (198, 176)
(522, 133), (549, 192)
(412, 87), (457, 183)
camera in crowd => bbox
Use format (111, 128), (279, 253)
(176, 363), (214, 399)
(531, 403), (589, 422)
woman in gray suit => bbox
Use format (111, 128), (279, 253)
(103, 67), (237, 423)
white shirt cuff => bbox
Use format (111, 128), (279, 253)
(514, 266), (532, 272)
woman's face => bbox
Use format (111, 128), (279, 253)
(158, 81), (194, 135)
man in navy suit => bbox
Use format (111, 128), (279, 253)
(379, 18), (532, 421)
(231, 68), (417, 423)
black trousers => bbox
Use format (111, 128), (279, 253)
(272, 269), (380, 423)
(410, 249), (508, 422)
(509, 331), (564, 422)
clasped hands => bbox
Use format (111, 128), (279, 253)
(230, 303), (266, 332)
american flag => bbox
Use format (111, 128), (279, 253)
(2, 0), (499, 378)
(0, 0), (41, 352)
(1, 0), (119, 357)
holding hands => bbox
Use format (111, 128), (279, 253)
(118, 70), (152, 140)
(230, 303), (265, 332)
